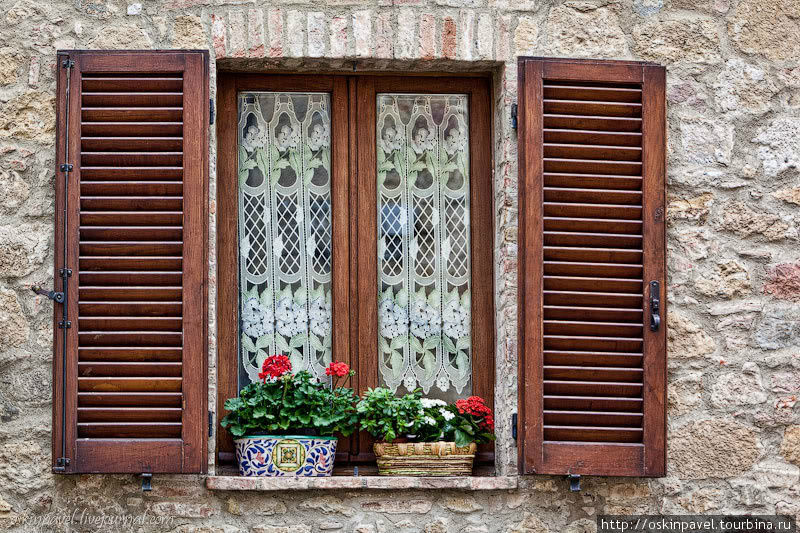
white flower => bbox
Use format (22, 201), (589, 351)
(411, 127), (435, 155)
(379, 295), (408, 339)
(307, 123), (330, 151)
(423, 416), (437, 426)
(409, 295), (441, 339)
(440, 408), (455, 421)
(421, 398), (447, 408)
(379, 126), (404, 154)
(308, 295), (331, 337)
(275, 296), (308, 337)
(442, 298), (469, 339)
(444, 127), (466, 155)
(241, 296), (274, 338)
(242, 124), (266, 152)
(275, 124), (300, 151)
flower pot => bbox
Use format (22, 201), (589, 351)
(235, 435), (338, 477)
(373, 441), (477, 476)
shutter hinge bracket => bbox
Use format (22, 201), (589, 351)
(60, 164), (73, 172)
(511, 413), (518, 440)
(567, 474), (581, 492)
(61, 59), (74, 69)
(54, 457), (70, 472)
(208, 410), (214, 437)
(510, 103), (518, 130)
(209, 98), (215, 125)
(141, 473), (153, 492)
(58, 320), (71, 329)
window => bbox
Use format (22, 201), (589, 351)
(217, 75), (494, 467)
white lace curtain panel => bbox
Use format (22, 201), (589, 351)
(376, 94), (472, 395)
(238, 92), (333, 384)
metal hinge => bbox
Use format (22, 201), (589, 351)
(141, 473), (152, 492)
(568, 474), (581, 492)
(511, 413), (518, 440)
(58, 320), (71, 329)
(511, 103), (518, 130)
(54, 457), (70, 472)
(209, 98), (215, 125)
(208, 411), (214, 437)
(60, 164), (73, 172)
(61, 59), (74, 69)
(31, 286), (65, 303)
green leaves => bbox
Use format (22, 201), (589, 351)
(220, 371), (359, 438)
(356, 388), (424, 443)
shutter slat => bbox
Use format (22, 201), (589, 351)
(78, 423), (182, 439)
(78, 407), (183, 421)
(79, 302), (182, 317)
(543, 276), (642, 293)
(544, 203), (641, 219)
(81, 137), (183, 152)
(77, 377), (183, 392)
(81, 212), (183, 225)
(543, 261), (643, 278)
(544, 114), (642, 132)
(80, 228), (183, 240)
(543, 85), (642, 102)
(544, 232), (642, 249)
(79, 317), (183, 331)
(543, 218), (642, 234)
(543, 366), (643, 381)
(79, 362), (182, 377)
(79, 242), (183, 256)
(543, 351), (643, 367)
(82, 93), (183, 107)
(544, 173), (642, 190)
(544, 410), (643, 426)
(77, 392), (182, 407)
(81, 122), (183, 137)
(81, 182), (183, 196)
(81, 108), (183, 122)
(544, 129), (642, 146)
(81, 152), (183, 166)
(543, 395), (642, 412)
(79, 257), (182, 270)
(81, 77), (183, 92)
(544, 426), (643, 443)
(78, 347), (182, 362)
(78, 332), (183, 346)
(79, 287), (182, 301)
(543, 100), (642, 117)
(81, 197), (183, 210)
(81, 167), (183, 180)
(543, 305), (643, 322)
(544, 188), (642, 205)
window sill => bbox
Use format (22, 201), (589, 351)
(206, 475), (518, 491)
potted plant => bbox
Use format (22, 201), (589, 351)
(221, 355), (357, 477)
(357, 388), (495, 476)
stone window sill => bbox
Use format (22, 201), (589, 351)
(206, 475), (518, 491)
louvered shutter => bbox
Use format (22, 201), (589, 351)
(517, 58), (666, 477)
(52, 50), (209, 473)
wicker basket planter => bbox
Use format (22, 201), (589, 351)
(373, 441), (477, 476)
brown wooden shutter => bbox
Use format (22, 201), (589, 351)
(517, 57), (666, 477)
(52, 50), (209, 473)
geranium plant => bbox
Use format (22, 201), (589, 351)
(221, 355), (358, 438)
(445, 396), (496, 446)
(356, 388), (424, 442)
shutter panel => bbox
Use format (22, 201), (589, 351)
(53, 50), (209, 473)
(517, 58), (666, 477)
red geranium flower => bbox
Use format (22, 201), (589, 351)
(258, 354), (292, 382)
(456, 396), (495, 431)
(325, 361), (350, 378)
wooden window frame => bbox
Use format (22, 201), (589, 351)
(216, 73), (495, 468)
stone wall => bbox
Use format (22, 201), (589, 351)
(1, 0), (799, 531)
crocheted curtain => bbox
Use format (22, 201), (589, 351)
(237, 93), (333, 385)
(376, 94), (472, 395)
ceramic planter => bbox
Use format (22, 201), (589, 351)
(235, 435), (338, 477)
(373, 441), (477, 476)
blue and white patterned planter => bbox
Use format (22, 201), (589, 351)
(235, 435), (338, 477)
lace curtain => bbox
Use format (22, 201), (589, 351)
(237, 92), (333, 385)
(376, 94), (472, 395)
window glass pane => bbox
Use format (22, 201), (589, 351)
(376, 93), (471, 400)
(237, 92), (332, 389)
